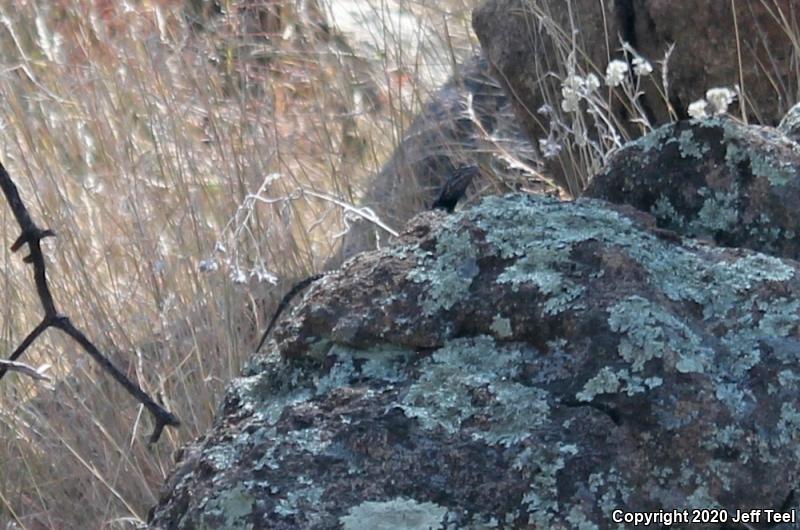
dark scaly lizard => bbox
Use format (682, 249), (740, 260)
(257, 165), (476, 351)
(256, 273), (325, 352)
(431, 165), (480, 212)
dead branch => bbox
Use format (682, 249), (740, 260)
(0, 359), (50, 381)
(0, 161), (179, 443)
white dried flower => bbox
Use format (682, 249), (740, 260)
(560, 73), (600, 113)
(198, 258), (219, 273)
(538, 136), (562, 159)
(632, 56), (653, 77)
(251, 265), (278, 285)
(688, 99), (709, 120)
(561, 75), (582, 113)
(574, 129), (588, 147)
(230, 267), (248, 284)
(605, 60), (629, 87)
(561, 90), (579, 113)
(705, 87), (737, 115)
(584, 73), (601, 92)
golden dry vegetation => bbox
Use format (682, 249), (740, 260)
(0, 1), (475, 527)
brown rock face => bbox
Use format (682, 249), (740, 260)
(472, 0), (619, 194)
(332, 55), (545, 266)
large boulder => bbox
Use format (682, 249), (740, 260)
(630, 1), (797, 125)
(584, 117), (800, 259)
(150, 115), (800, 529)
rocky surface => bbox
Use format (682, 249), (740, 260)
(629, 1), (797, 126)
(150, 111), (800, 528)
(585, 117), (800, 260)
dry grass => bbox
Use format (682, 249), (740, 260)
(0, 0), (476, 527)
(0, 0), (797, 528)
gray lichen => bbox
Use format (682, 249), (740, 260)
(677, 128), (709, 159)
(190, 484), (256, 530)
(407, 220), (479, 315)
(401, 335), (550, 446)
(340, 499), (448, 530)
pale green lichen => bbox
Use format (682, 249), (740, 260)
(721, 120), (797, 186)
(630, 123), (678, 154)
(684, 485), (719, 510)
(340, 498), (448, 530)
(777, 370), (800, 390)
(472, 195), (631, 315)
(576, 366), (621, 401)
(274, 480), (324, 519)
(192, 483), (255, 530)
(587, 469), (631, 526)
(577, 367), (663, 401)
(516, 442), (583, 527)
(689, 185), (740, 235)
(777, 403), (800, 447)
(701, 425), (744, 453)
(316, 343), (413, 394)
(757, 298), (800, 336)
(490, 314), (513, 338)
(749, 151), (795, 187)
(230, 364), (313, 424)
(407, 223), (479, 315)
(714, 383), (751, 413)
(607, 295), (710, 374)
(401, 335), (550, 446)
(566, 505), (600, 530)
(677, 129), (710, 159)
(746, 212), (788, 251)
(496, 249), (586, 314)
(716, 253), (795, 288)
(631, 231), (795, 325)
(651, 196), (685, 229)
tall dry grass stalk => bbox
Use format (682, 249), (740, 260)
(0, 0), (476, 527)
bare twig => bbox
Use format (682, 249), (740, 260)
(0, 161), (179, 443)
(0, 359), (50, 381)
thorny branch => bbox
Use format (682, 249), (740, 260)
(0, 161), (179, 443)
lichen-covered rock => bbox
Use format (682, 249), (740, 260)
(150, 186), (800, 528)
(584, 117), (800, 260)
